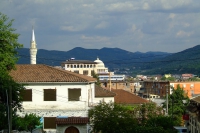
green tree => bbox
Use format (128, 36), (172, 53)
(14, 113), (41, 132)
(163, 84), (189, 126)
(89, 102), (177, 133)
(0, 12), (24, 130)
(89, 102), (137, 133)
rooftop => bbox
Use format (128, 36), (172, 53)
(111, 89), (149, 104)
(10, 64), (96, 83)
(95, 85), (116, 97)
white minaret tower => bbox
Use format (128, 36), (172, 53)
(30, 27), (37, 64)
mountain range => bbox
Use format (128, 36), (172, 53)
(17, 45), (200, 76)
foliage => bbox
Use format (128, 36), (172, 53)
(162, 84), (189, 126)
(89, 102), (137, 133)
(161, 76), (176, 81)
(132, 103), (163, 124)
(146, 115), (173, 130)
(89, 102), (176, 133)
(14, 113), (41, 132)
(0, 12), (24, 130)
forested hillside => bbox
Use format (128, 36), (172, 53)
(141, 45), (200, 75)
(17, 45), (200, 75)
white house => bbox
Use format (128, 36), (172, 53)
(10, 64), (97, 133)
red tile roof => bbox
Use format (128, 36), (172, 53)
(10, 64), (96, 83)
(111, 89), (149, 104)
(95, 85), (116, 97)
(55, 117), (89, 124)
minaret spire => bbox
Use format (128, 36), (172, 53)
(30, 27), (37, 64)
(31, 26), (36, 42)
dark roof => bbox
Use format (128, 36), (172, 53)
(10, 64), (96, 83)
(111, 89), (149, 104)
(61, 60), (97, 64)
(95, 85), (116, 97)
(191, 96), (200, 103)
(55, 117), (89, 124)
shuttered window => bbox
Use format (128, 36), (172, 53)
(21, 89), (32, 101)
(44, 89), (56, 101)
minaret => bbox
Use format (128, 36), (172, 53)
(30, 27), (37, 64)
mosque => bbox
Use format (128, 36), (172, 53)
(29, 28), (125, 81)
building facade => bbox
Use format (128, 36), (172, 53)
(10, 64), (97, 133)
(170, 81), (200, 98)
(61, 58), (109, 77)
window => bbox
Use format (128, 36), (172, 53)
(21, 89), (32, 101)
(44, 117), (56, 129)
(44, 89), (56, 101)
(68, 89), (81, 101)
(91, 70), (94, 75)
(74, 70), (79, 74)
(83, 70), (88, 75)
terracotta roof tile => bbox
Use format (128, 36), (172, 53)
(111, 89), (149, 104)
(10, 64), (96, 83)
(55, 117), (89, 124)
(95, 85), (116, 97)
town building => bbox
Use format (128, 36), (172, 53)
(10, 64), (97, 133)
(186, 95), (200, 133)
(138, 81), (170, 98)
(170, 81), (200, 98)
(61, 57), (110, 77)
(111, 89), (148, 105)
(61, 57), (125, 81)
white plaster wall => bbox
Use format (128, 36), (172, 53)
(19, 83), (95, 118)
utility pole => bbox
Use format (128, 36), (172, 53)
(109, 72), (111, 91)
(9, 86), (12, 133)
(166, 85), (168, 115)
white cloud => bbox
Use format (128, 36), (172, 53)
(1, 0), (200, 53)
(176, 30), (194, 37)
(95, 21), (109, 29)
(81, 35), (110, 42)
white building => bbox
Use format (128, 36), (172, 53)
(61, 58), (125, 81)
(61, 58), (109, 77)
(11, 64), (96, 133)
(10, 64), (115, 133)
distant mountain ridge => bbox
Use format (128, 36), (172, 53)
(17, 45), (200, 75)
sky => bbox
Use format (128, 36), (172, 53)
(1, 0), (200, 53)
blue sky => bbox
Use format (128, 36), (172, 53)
(1, 0), (200, 53)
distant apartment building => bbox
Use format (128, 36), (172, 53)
(182, 74), (194, 80)
(170, 81), (200, 98)
(138, 81), (170, 98)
